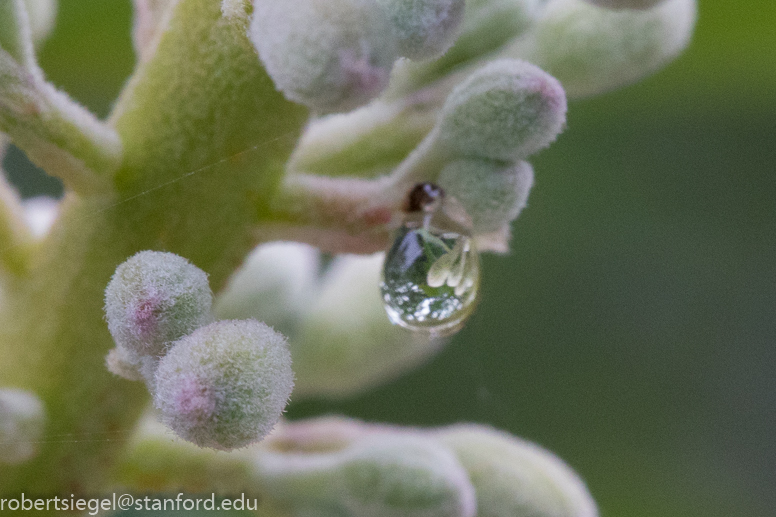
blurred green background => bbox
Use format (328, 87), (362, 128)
(4, 2), (774, 517)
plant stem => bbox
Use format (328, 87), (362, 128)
(0, 0), (306, 497)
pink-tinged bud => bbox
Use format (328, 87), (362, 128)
(153, 320), (294, 451)
(249, 0), (399, 113)
(436, 59), (567, 161)
(104, 251), (213, 358)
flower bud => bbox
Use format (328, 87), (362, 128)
(513, 0), (696, 98)
(377, 0), (465, 60)
(582, 0), (666, 9)
(291, 253), (444, 399)
(23, 0), (57, 45)
(22, 196), (59, 238)
(389, 0), (542, 93)
(0, 388), (45, 465)
(105, 346), (158, 385)
(249, 0), (399, 113)
(154, 320), (294, 450)
(104, 251), (213, 358)
(257, 433), (476, 517)
(439, 425), (598, 517)
(436, 59), (567, 162)
(214, 242), (320, 337)
(438, 158), (534, 233)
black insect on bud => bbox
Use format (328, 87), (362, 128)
(406, 182), (445, 213)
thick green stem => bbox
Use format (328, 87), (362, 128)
(0, 0), (306, 497)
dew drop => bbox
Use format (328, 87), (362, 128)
(380, 219), (480, 337)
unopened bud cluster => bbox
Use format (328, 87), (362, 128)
(249, 0), (466, 113)
(255, 418), (597, 517)
(419, 59), (561, 233)
(1, 0), (699, 509)
(281, 0), (695, 236)
(105, 251), (294, 450)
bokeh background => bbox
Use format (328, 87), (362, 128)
(4, 2), (774, 516)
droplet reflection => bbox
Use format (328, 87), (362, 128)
(381, 221), (480, 337)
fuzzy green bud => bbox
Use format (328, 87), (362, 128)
(582, 0), (666, 9)
(513, 0), (697, 98)
(0, 388), (45, 465)
(257, 434), (476, 517)
(105, 346), (158, 385)
(249, 0), (399, 113)
(439, 425), (598, 517)
(377, 0), (465, 60)
(438, 158), (534, 233)
(389, 0), (542, 94)
(436, 59), (567, 162)
(291, 253), (443, 399)
(214, 242), (320, 337)
(154, 320), (294, 450)
(23, 0), (57, 45)
(22, 196), (58, 238)
(104, 251), (213, 358)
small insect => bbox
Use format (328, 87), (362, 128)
(380, 182), (481, 337)
(406, 182), (444, 214)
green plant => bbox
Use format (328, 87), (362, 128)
(0, 0), (696, 514)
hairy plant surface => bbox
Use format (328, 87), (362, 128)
(0, 0), (696, 515)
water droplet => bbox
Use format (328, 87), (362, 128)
(381, 219), (480, 337)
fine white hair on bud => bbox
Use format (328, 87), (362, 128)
(436, 59), (567, 162)
(581, 0), (666, 9)
(249, 0), (399, 113)
(0, 388), (45, 465)
(439, 425), (599, 517)
(104, 251), (213, 358)
(257, 433), (476, 517)
(153, 320), (294, 451)
(438, 158), (534, 233)
(513, 0), (697, 98)
(377, 0), (465, 60)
